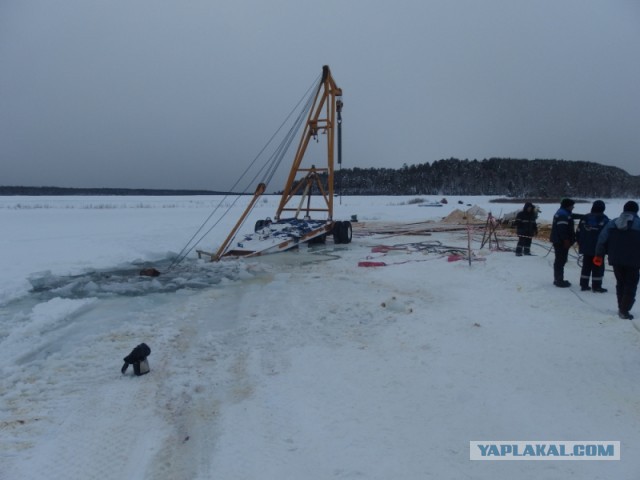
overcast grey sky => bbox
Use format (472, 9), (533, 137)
(1, 0), (639, 191)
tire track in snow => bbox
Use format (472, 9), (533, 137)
(143, 279), (269, 479)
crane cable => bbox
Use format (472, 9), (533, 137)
(166, 73), (322, 271)
(208, 85), (319, 252)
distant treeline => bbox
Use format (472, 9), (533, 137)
(3, 158), (640, 198)
(334, 158), (640, 198)
(0, 186), (230, 196)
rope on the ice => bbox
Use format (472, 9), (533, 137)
(359, 256), (448, 267)
(536, 242), (616, 275)
(166, 73), (322, 271)
(534, 241), (554, 257)
(568, 287), (613, 315)
(369, 240), (469, 257)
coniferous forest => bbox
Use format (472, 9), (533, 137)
(333, 158), (640, 198)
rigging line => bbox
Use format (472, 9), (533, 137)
(168, 128), (289, 270)
(263, 120), (302, 185)
(167, 73), (322, 269)
(205, 82), (320, 254)
(166, 197), (230, 270)
(192, 76), (320, 239)
(204, 72), (322, 204)
(196, 80), (316, 246)
(244, 73), (320, 191)
(239, 105), (303, 195)
(192, 119), (305, 252)
(167, 194), (244, 270)
(264, 88), (316, 186)
(234, 72), (322, 194)
(230, 86), (317, 241)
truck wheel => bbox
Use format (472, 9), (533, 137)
(340, 221), (352, 244)
(333, 221), (344, 244)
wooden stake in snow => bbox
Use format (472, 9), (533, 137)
(467, 215), (472, 266)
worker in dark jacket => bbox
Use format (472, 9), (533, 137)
(549, 198), (576, 287)
(514, 202), (538, 256)
(594, 200), (640, 320)
(577, 200), (609, 292)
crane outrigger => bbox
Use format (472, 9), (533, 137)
(207, 65), (351, 261)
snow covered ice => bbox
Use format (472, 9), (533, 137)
(1, 195), (639, 479)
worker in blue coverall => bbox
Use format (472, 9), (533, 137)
(576, 200), (609, 292)
(549, 198), (576, 288)
(594, 200), (640, 320)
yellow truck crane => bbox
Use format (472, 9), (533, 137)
(212, 65), (351, 260)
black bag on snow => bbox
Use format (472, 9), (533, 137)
(121, 343), (151, 376)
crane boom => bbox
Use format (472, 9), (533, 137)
(209, 66), (348, 261)
(275, 65), (342, 221)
